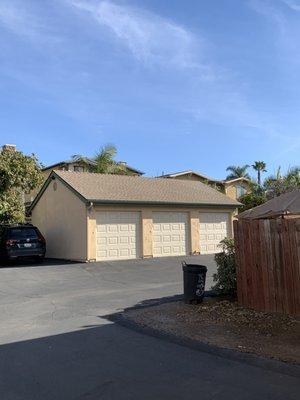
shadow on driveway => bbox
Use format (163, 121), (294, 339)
(101, 294), (300, 379)
(0, 319), (299, 400)
(0, 258), (80, 269)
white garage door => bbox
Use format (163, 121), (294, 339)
(199, 212), (230, 254)
(96, 211), (141, 261)
(152, 212), (189, 257)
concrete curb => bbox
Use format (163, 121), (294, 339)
(105, 296), (300, 379)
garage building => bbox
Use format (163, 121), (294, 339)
(30, 171), (240, 262)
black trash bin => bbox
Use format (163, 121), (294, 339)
(182, 262), (207, 304)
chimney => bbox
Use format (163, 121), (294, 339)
(119, 161), (127, 166)
(2, 144), (16, 152)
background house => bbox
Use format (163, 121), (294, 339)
(24, 155), (143, 206)
(30, 171), (239, 262)
(159, 170), (251, 201)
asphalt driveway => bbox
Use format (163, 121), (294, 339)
(0, 256), (299, 400)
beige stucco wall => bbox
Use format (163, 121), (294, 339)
(141, 209), (153, 258)
(170, 174), (223, 191)
(172, 174), (205, 182)
(31, 178), (87, 261)
(88, 204), (236, 261)
(225, 181), (251, 200)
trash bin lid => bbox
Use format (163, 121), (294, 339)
(182, 262), (207, 273)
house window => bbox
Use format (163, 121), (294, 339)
(236, 185), (247, 198)
(74, 165), (84, 172)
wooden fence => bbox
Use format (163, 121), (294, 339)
(234, 218), (300, 317)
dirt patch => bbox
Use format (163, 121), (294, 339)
(124, 298), (300, 364)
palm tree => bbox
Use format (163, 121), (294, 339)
(264, 166), (281, 187)
(264, 166), (300, 198)
(252, 161), (267, 186)
(226, 165), (250, 180)
(285, 166), (300, 185)
(93, 144), (128, 175)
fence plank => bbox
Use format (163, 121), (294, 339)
(281, 219), (293, 314)
(293, 219), (300, 313)
(254, 220), (263, 311)
(234, 221), (244, 305)
(244, 221), (254, 308)
(266, 219), (276, 312)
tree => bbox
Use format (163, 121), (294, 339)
(226, 164), (250, 180)
(285, 166), (300, 186)
(0, 148), (43, 223)
(239, 191), (267, 212)
(264, 166), (282, 188)
(93, 144), (129, 175)
(264, 166), (300, 199)
(252, 161), (266, 186)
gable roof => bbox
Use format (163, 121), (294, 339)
(238, 190), (300, 220)
(30, 171), (240, 212)
(159, 170), (222, 183)
(43, 156), (144, 175)
(224, 177), (251, 184)
(118, 163), (144, 175)
(160, 170), (252, 185)
(42, 156), (96, 171)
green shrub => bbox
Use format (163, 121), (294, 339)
(239, 191), (266, 212)
(212, 238), (237, 296)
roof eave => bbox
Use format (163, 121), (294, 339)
(159, 170), (222, 183)
(223, 177), (252, 184)
(28, 171), (88, 214)
(42, 158), (96, 171)
(87, 199), (240, 208)
(29, 171), (241, 214)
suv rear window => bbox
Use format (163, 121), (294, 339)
(8, 228), (38, 239)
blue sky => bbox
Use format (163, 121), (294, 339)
(0, 0), (299, 179)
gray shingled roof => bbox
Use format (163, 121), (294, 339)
(158, 170), (222, 183)
(238, 189), (300, 220)
(49, 171), (239, 207)
(43, 156), (144, 175)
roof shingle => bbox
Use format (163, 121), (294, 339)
(54, 171), (239, 207)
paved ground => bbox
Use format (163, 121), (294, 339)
(0, 256), (299, 400)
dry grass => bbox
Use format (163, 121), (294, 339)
(124, 298), (300, 364)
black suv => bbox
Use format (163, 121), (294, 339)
(0, 224), (46, 262)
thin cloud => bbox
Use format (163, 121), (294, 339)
(248, 0), (287, 34)
(248, 0), (300, 64)
(281, 0), (300, 11)
(0, 0), (61, 44)
(0, 2), (37, 38)
(67, 0), (212, 75)
(1, 0), (297, 154)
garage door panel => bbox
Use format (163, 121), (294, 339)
(155, 247), (163, 255)
(96, 211), (141, 261)
(152, 212), (189, 257)
(199, 212), (229, 254)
